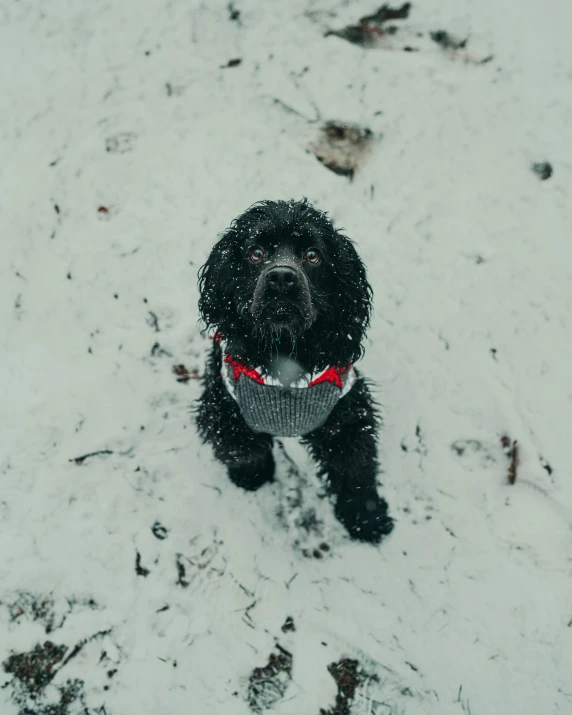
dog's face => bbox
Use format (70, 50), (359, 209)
(198, 199), (372, 369)
(244, 227), (330, 334)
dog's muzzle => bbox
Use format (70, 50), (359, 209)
(250, 264), (315, 325)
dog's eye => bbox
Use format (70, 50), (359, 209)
(305, 249), (320, 264)
(249, 247), (265, 262)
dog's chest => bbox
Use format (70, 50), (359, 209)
(222, 354), (355, 437)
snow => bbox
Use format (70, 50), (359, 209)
(1, 0), (572, 713)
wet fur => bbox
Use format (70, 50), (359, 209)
(195, 199), (394, 543)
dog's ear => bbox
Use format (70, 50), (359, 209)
(321, 231), (373, 364)
(197, 230), (241, 334)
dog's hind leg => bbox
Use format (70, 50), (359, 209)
(195, 344), (275, 491)
(302, 377), (394, 544)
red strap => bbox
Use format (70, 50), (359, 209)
(224, 348), (351, 389)
(224, 355), (265, 384)
(308, 365), (351, 389)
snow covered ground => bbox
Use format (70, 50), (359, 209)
(1, 0), (572, 713)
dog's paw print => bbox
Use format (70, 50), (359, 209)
(175, 537), (226, 588)
(451, 438), (498, 470)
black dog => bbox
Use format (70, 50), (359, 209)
(196, 199), (393, 543)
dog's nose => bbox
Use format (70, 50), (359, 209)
(265, 266), (298, 294)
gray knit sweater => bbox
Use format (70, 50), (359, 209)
(222, 352), (356, 437)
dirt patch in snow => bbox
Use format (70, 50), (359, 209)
(320, 658), (379, 715)
(247, 645), (293, 713)
(323, 3), (494, 63)
(2, 642), (86, 715)
(325, 3), (411, 48)
(308, 122), (376, 180)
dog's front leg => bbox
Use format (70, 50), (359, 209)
(302, 377), (394, 544)
(196, 345), (275, 491)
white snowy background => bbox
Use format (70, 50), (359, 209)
(1, 0), (571, 713)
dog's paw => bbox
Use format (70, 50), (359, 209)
(228, 453), (275, 491)
(335, 495), (394, 544)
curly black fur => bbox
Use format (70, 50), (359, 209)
(195, 199), (393, 544)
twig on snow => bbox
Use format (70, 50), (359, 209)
(69, 450), (113, 465)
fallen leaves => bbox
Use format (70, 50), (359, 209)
(248, 646), (293, 714)
(501, 435), (519, 484)
(325, 3), (411, 48)
(308, 122), (376, 179)
(221, 58), (242, 68)
(173, 364), (200, 383)
(532, 161), (553, 180)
